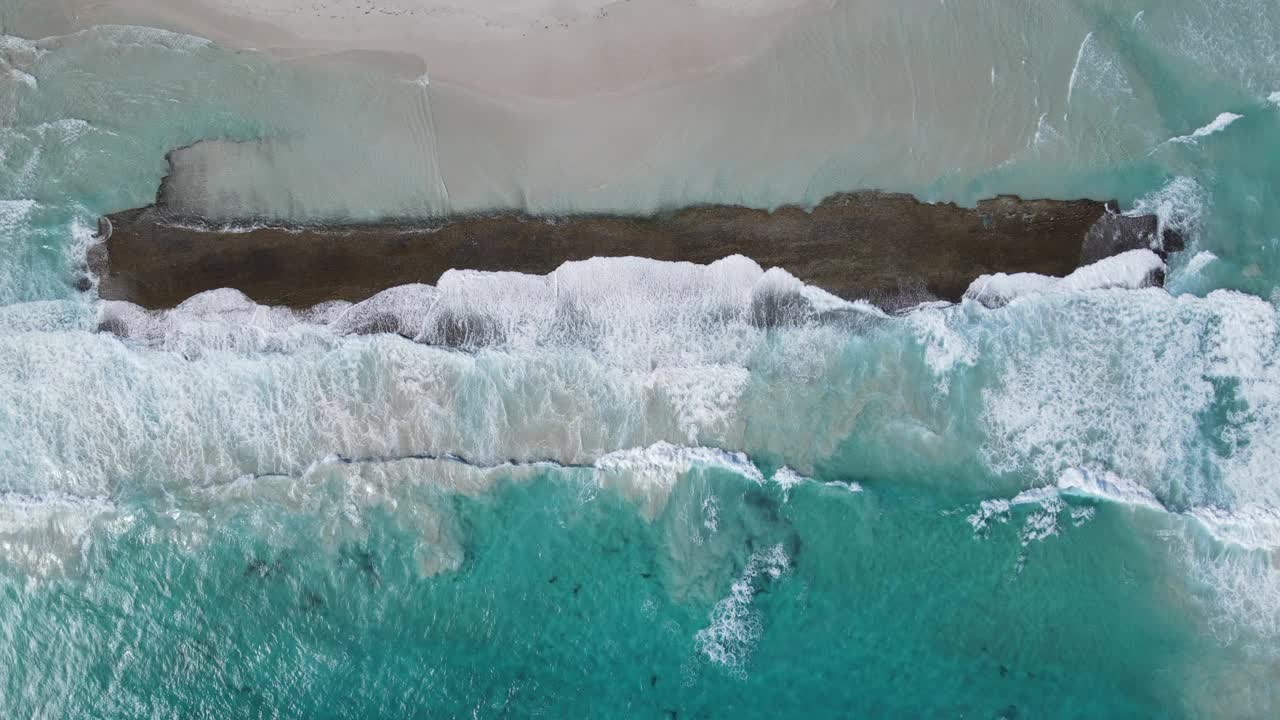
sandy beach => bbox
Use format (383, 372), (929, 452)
(16, 0), (829, 97)
(6, 1), (1156, 219)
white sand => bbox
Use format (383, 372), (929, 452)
(8, 1), (1165, 217)
(22, 0), (828, 98)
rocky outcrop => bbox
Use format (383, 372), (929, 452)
(89, 190), (1181, 310)
(1081, 201), (1182, 265)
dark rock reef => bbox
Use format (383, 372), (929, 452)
(90, 185), (1181, 310)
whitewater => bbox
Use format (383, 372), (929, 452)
(2, 1), (1280, 717)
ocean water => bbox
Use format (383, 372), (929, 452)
(2, 1), (1280, 717)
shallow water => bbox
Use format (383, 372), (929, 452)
(1, 1), (1279, 717)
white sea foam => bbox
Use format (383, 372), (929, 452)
(982, 288), (1278, 504)
(71, 252), (1279, 538)
(970, 465), (1279, 642)
(19, 256), (861, 501)
(966, 498), (1012, 533)
(1189, 545), (1280, 649)
(1127, 176), (1205, 246)
(93, 254), (885, 482)
(100, 255), (863, 366)
(647, 365), (752, 445)
(63, 251), (1280, 548)
(0, 300), (94, 335)
(7, 67), (35, 89)
(770, 466), (808, 499)
(1064, 32), (1094, 118)
(694, 544), (789, 672)
(1019, 494), (1066, 545)
(0, 35), (42, 94)
(1054, 467), (1166, 512)
(969, 469), (1160, 550)
(908, 306), (976, 390)
(964, 250), (1165, 307)
(594, 443), (764, 485)
(595, 442), (764, 518)
(99, 289), (347, 357)
(35, 118), (95, 140)
(975, 282), (1280, 628)
(0, 198), (35, 228)
(0, 35), (40, 55)
(331, 283), (435, 336)
(701, 496), (720, 533)
(1167, 112), (1244, 145)
(1182, 251), (1218, 277)
(1189, 505), (1280, 552)
(0, 200), (39, 305)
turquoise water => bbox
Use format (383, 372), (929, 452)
(0, 471), (1241, 718)
(2, 1), (1280, 717)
